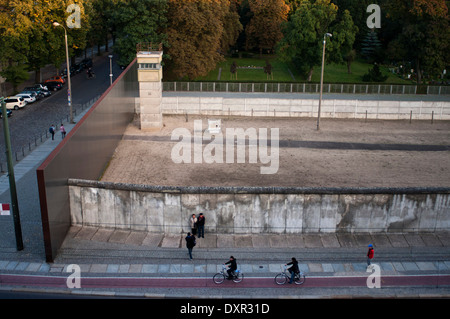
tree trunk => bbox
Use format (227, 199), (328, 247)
(307, 68), (314, 82)
(416, 58), (422, 85)
(34, 69), (41, 84)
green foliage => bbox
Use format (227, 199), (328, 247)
(362, 64), (388, 82)
(0, 64), (30, 94)
(112, 0), (168, 67)
(277, 0), (358, 81)
(360, 30), (382, 62)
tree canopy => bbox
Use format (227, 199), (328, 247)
(1, 0), (449, 85)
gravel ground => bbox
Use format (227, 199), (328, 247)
(101, 115), (450, 188)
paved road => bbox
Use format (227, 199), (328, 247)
(0, 53), (124, 165)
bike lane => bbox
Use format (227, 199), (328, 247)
(1, 274), (450, 289)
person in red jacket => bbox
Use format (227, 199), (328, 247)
(367, 244), (374, 268)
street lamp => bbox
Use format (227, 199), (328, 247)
(1, 98), (23, 251)
(53, 22), (74, 124)
(317, 33), (332, 131)
(108, 55), (113, 86)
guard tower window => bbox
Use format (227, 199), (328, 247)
(139, 63), (160, 69)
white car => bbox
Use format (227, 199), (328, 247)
(16, 93), (36, 104)
(3, 96), (26, 110)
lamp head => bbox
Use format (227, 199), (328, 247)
(325, 33), (332, 38)
(53, 22), (60, 27)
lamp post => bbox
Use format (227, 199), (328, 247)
(53, 22), (74, 124)
(108, 55), (113, 86)
(317, 33), (332, 131)
(1, 98), (23, 251)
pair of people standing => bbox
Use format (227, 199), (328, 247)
(186, 213), (205, 259)
(189, 213), (205, 238)
(49, 124), (66, 140)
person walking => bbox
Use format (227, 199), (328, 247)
(60, 124), (66, 139)
(286, 257), (300, 284)
(367, 244), (374, 268)
(197, 213), (205, 238)
(49, 124), (55, 140)
(185, 232), (196, 260)
(189, 214), (197, 236)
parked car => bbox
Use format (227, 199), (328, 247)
(24, 87), (51, 97)
(20, 91), (41, 101)
(33, 84), (48, 91)
(61, 64), (83, 77)
(73, 63), (84, 74)
(16, 93), (36, 104)
(45, 76), (65, 84)
(4, 96), (26, 110)
(80, 58), (93, 69)
(0, 108), (12, 119)
(44, 81), (63, 91)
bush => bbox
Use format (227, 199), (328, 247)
(362, 64), (388, 82)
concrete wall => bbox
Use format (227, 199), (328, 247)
(161, 97), (450, 120)
(68, 179), (450, 234)
(37, 60), (139, 262)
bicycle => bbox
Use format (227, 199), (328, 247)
(213, 265), (244, 284)
(274, 265), (306, 285)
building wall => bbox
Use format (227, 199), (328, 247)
(69, 179), (450, 234)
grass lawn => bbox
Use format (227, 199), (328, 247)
(194, 55), (411, 85)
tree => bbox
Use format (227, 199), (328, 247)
(0, 64), (29, 94)
(0, 0), (90, 83)
(165, 0), (241, 80)
(245, 0), (289, 57)
(230, 61), (238, 80)
(277, 0), (357, 81)
(220, 0), (243, 54)
(331, 0), (375, 50)
(112, 0), (168, 67)
(264, 60), (273, 80)
(360, 29), (382, 62)
(385, 0), (450, 84)
(362, 63), (388, 82)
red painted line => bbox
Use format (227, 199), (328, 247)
(1, 274), (450, 289)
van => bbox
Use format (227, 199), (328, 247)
(4, 97), (26, 110)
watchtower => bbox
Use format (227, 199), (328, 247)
(136, 43), (163, 130)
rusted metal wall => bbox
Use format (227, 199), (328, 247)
(37, 60), (138, 262)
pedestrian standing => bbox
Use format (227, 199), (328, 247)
(197, 213), (205, 238)
(189, 214), (197, 236)
(60, 124), (66, 139)
(367, 244), (374, 268)
(49, 124), (55, 140)
(185, 232), (196, 260)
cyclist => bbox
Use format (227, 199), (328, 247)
(224, 256), (237, 280)
(285, 257), (299, 284)
(87, 67), (94, 78)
